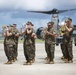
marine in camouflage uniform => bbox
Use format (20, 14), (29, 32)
(44, 22), (56, 64)
(4, 25), (15, 64)
(20, 21), (36, 65)
(62, 18), (74, 63)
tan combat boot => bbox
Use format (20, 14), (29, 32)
(69, 60), (73, 63)
(46, 58), (50, 64)
(50, 60), (54, 64)
(61, 56), (64, 59)
(25, 62), (32, 65)
(64, 59), (69, 63)
(5, 61), (12, 64)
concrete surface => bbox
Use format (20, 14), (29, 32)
(0, 43), (76, 75)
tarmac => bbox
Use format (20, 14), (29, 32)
(0, 42), (76, 75)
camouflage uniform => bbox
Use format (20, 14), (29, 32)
(23, 29), (35, 63)
(5, 31), (15, 62)
(45, 22), (56, 63)
(63, 25), (74, 62)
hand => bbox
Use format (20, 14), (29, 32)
(27, 29), (31, 34)
(15, 34), (19, 37)
(64, 23), (68, 27)
(31, 33), (35, 37)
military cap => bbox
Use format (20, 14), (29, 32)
(9, 24), (13, 27)
(47, 22), (54, 26)
(26, 21), (32, 25)
(13, 24), (17, 26)
(65, 18), (72, 22)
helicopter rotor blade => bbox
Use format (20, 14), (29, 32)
(59, 8), (76, 13)
(27, 11), (52, 14)
(68, 8), (76, 11)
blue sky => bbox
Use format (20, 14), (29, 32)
(0, 0), (76, 30)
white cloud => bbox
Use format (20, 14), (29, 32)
(0, 0), (50, 10)
(0, 0), (76, 11)
(24, 0), (49, 10)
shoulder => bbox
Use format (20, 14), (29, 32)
(70, 25), (74, 27)
(69, 25), (74, 29)
(51, 28), (55, 31)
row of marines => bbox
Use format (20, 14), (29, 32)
(2, 22), (36, 65)
(2, 17), (74, 65)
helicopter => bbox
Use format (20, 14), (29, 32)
(27, 8), (76, 45)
